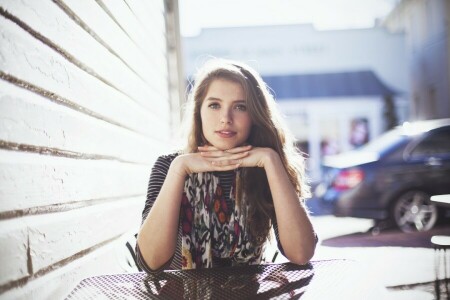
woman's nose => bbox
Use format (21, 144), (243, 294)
(220, 110), (232, 124)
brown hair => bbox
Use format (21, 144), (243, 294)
(182, 58), (310, 245)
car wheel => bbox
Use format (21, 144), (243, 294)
(392, 190), (438, 233)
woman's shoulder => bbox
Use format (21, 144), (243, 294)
(153, 152), (181, 171)
(157, 152), (180, 162)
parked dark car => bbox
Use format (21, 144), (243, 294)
(316, 118), (450, 232)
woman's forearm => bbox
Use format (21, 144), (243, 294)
(137, 157), (187, 270)
(263, 151), (316, 264)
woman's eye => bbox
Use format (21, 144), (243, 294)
(235, 104), (247, 111)
(208, 103), (220, 109)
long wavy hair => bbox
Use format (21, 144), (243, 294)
(181, 58), (310, 245)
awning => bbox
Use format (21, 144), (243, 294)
(262, 70), (397, 100)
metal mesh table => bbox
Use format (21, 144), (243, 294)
(65, 259), (383, 299)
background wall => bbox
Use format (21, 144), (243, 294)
(183, 25), (409, 96)
(383, 0), (450, 120)
(0, 0), (181, 298)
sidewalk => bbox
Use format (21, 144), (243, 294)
(271, 214), (450, 300)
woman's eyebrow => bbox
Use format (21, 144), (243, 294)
(205, 97), (246, 103)
(205, 97), (222, 101)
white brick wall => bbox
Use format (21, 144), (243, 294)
(0, 0), (180, 298)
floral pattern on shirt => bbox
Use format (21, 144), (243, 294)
(180, 171), (263, 269)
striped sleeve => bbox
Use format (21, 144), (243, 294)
(135, 153), (183, 274)
(272, 219), (285, 256)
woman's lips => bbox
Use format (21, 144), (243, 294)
(215, 130), (236, 138)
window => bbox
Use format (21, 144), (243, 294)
(410, 128), (450, 157)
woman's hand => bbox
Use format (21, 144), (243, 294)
(175, 145), (252, 175)
(198, 145), (278, 169)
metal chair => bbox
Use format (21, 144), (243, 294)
(431, 235), (450, 300)
(125, 232), (142, 272)
(115, 229), (142, 272)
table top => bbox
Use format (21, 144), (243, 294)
(431, 194), (450, 207)
(65, 259), (387, 299)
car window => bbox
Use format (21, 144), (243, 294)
(359, 129), (407, 154)
(409, 128), (450, 157)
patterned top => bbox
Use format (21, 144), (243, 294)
(136, 153), (285, 274)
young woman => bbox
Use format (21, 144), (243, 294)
(136, 59), (317, 273)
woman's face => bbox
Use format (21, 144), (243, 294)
(200, 78), (252, 150)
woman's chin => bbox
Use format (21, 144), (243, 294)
(210, 141), (241, 150)
(212, 145), (231, 151)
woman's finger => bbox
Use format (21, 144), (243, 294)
(211, 159), (243, 167)
(224, 145), (252, 154)
(200, 149), (228, 157)
(202, 151), (249, 161)
(199, 145), (252, 157)
(198, 145), (251, 153)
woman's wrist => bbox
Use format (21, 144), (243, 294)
(170, 155), (189, 178)
(262, 148), (280, 169)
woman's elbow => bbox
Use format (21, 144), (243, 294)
(289, 254), (313, 266)
(287, 245), (316, 265)
(136, 239), (168, 271)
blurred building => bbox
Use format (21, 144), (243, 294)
(383, 0), (450, 121)
(183, 24), (408, 181)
